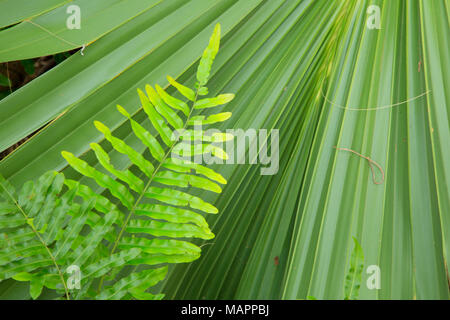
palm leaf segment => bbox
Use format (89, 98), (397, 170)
(0, 24), (234, 300)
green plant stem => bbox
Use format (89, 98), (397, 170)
(97, 87), (200, 293)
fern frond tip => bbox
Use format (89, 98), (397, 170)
(60, 150), (72, 160)
(93, 120), (109, 133)
(116, 104), (130, 117)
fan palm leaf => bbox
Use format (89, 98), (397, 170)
(0, 0), (448, 300)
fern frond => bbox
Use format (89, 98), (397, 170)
(96, 267), (167, 300)
(61, 23), (232, 299)
(344, 237), (364, 300)
(0, 23), (232, 300)
(0, 172), (124, 299)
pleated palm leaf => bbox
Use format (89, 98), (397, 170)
(0, 0), (449, 300)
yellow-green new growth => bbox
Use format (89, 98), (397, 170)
(197, 23), (221, 86)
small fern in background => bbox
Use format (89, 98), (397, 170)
(306, 237), (364, 300)
(344, 237), (364, 300)
(0, 24), (234, 300)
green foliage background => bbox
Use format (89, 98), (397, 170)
(0, 0), (449, 299)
